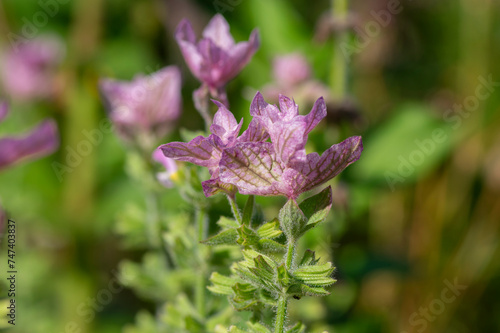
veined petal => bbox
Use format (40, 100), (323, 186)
(202, 177), (236, 197)
(237, 118), (269, 143)
(302, 96), (327, 135)
(285, 136), (363, 196)
(250, 92), (281, 124)
(269, 120), (307, 165)
(160, 135), (221, 168)
(212, 101), (237, 130)
(0, 119), (59, 170)
(278, 94), (299, 121)
(202, 14), (235, 50)
(220, 142), (285, 196)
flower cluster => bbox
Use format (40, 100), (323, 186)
(161, 92), (362, 199)
(0, 101), (59, 170)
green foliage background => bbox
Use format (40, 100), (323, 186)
(0, 0), (499, 332)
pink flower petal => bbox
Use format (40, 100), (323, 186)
(0, 119), (59, 170)
(202, 14), (235, 50)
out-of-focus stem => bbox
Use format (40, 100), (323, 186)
(195, 207), (208, 317)
(330, 0), (349, 100)
(227, 194), (242, 225)
(193, 86), (212, 132)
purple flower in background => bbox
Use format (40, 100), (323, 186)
(175, 14), (260, 106)
(219, 93), (363, 199)
(152, 148), (178, 188)
(273, 53), (311, 86)
(262, 53), (331, 107)
(160, 101), (268, 197)
(99, 66), (182, 147)
(0, 101), (59, 170)
(0, 36), (64, 101)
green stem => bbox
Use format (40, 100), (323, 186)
(195, 207), (208, 317)
(285, 239), (296, 269)
(227, 195), (243, 225)
(330, 0), (349, 100)
(274, 295), (288, 333)
(146, 190), (161, 249)
(275, 238), (296, 332)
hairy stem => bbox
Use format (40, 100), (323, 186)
(227, 195), (243, 225)
(275, 238), (296, 332)
(285, 238), (296, 269)
(274, 295), (288, 333)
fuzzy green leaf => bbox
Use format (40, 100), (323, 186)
(279, 199), (307, 240)
(299, 284), (330, 297)
(257, 219), (283, 239)
(208, 272), (238, 295)
(277, 264), (293, 288)
(217, 216), (240, 229)
(237, 225), (260, 246)
(202, 228), (238, 246)
(257, 239), (286, 254)
(299, 249), (319, 266)
(298, 186), (333, 235)
(293, 262), (336, 287)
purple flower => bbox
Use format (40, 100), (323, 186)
(262, 53), (331, 106)
(0, 36), (64, 101)
(218, 93), (363, 199)
(152, 148), (178, 188)
(0, 101), (59, 170)
(159, 101), (268, 197)
(273, 53), (311, 86)
(175, 14), (260, 104)
(99, 66), (182, 146)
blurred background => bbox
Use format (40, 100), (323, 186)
(0, 0), (499, 332)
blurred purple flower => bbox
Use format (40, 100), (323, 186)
(219, 93), (363, 199)
(160, 100), (268, 197)
(0, 101), (59, 170)
(99, 66), (182, 147)
(175, 14), (260, 105)
(152, 148), (178, 188)
(262, 53), (331, 107)
(273, 53), (311, 86)
(0, 36), (64, 101)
